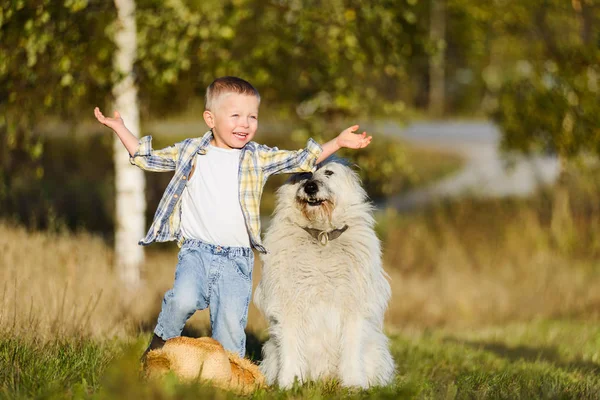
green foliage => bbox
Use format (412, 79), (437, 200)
(0, 1), (435, 226)
(2, 0), (598, 234)
(0, 1), (114, 116)
(0, 336), (117, 398)
(134, 0), (424, 118)
(494, 63), (600, 158)
(0, 134), (116, 233)
(443, 0), (493, 112)
(345, 137), (417, 198)
(0, 0), (493, 120)
(0, 1), (115, 213)
(485, 0), (600, 160)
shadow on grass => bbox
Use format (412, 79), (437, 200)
(445, 338), (600, 374)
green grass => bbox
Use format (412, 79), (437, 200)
(0, 336), (118, 399)
(391, 320), (600, 399)
(2, 320), (599, 399)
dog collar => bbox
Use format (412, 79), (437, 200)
(302, 225), (349, 246)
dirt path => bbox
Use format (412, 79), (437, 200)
(365, 121), (560, 211)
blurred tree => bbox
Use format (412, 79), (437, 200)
(429, 0), (446, 117)
(0, 1), (146, 288)
(13, 0), (592, 237)
(113, 0), (145, 288)
(0, 0), (114, 227)
(133, 0), (424, 192)
(443, 0), (493, 114)
(486, 0), (600, 162)
(133, 0), (427, 118)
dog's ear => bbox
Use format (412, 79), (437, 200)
(336, 159), (362, 173)
(349, 162), (362, 172)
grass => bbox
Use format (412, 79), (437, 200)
(2, 320), (600, 399)
(376, 165), (600, 328)
(391, 320), (600, 399)
(0, 337), (117, 399)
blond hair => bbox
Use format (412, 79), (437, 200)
(205, 76), (261, 111)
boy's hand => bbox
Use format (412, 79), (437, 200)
(316, 125), (372, 163)
(94, 107), (139, 156)
(335, 125), (372, 149)
(94, 107), (126, 131)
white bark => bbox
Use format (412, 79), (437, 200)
(113, 0), (145, 288)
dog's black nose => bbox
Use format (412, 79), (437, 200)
(304, 181), (318, 195)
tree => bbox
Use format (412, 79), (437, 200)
(429, 0), (446, 117)
(0, 1), (114, 228)
(0, 1), (146, 287)
(113, 0), (145, 288)
(487, 0), (600, 161)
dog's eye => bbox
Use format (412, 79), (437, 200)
(324, 170), (334, 177)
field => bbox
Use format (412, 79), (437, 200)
(3, 320), (600, 399)
(2, 163), (600, 399)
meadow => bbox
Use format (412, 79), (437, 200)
(2, 158), (600, 398)
(3, 1), (597, 397)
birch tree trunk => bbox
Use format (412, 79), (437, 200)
(429, 0), (446, 117)
(113, 0), (145, 288)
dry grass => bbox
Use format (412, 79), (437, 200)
(383, 185), (600, 329)
(3, 169), (600, 340)
(0, 222), (270, 340)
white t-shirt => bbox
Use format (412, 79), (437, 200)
(180, 145), (250, 247)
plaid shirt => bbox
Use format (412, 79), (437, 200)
(129, 130), (322, 253)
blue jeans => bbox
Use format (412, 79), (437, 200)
(154, 239), (254, 357)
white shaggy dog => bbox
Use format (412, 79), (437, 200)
(254, 159), (395, 389)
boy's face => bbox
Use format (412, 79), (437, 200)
(203, 93), (259, 149)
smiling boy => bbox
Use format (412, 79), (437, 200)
(94, 76), (371, 360)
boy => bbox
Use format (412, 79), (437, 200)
(94, 76), (372, 360)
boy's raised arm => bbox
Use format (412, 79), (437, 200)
(316, 125), (372, 164)
(94, 107), (139, 156)
(258, 124), (372, 177)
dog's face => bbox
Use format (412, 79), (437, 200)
(275, 159), (368, 227)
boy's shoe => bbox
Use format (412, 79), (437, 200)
(140, 333), (166, 364)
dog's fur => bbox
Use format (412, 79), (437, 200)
(254, 159), (395, 388)
(144, 336), (265, 394)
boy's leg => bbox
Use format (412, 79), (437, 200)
(209, 251), (254, 358)
(154, 245), (210, 341)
